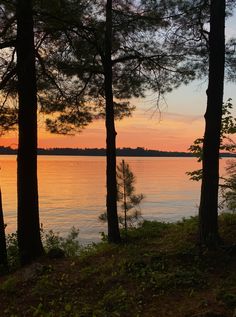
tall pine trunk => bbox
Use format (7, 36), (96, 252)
(199, 0), (225, 247)
(104, 0), (121, 243)
(0, 188), (8, 272)
(16, 0), (44, 264)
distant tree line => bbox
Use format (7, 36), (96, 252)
(1, 146), (236, 158)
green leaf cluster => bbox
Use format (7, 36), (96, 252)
(187, 99), (236, 181)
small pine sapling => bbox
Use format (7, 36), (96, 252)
(99, 160), (144, 237)
(117, 160), (144, 234)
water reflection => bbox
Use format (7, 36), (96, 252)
(0, 155), (230, 243)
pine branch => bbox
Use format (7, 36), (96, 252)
(35, 50), (66, 99)
(0, 40), (16, 49)
(0, 67), (16, 90)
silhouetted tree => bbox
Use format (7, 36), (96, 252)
(103, 0), (121, 242)
(116, 160), (144, 235)
(199, 0), (226, 246)
(16, 0), (44, 264)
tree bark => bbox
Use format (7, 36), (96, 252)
(0, 188), (8, 272)
(104, 0), (121, 243)
(16, 0), (44, 264)
(199, 0), (225, 247)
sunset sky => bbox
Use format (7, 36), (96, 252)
(1, 11), (236, 152)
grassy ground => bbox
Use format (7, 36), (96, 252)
(1, 213), (236, 317)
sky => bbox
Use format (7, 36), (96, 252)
(1, 10), (236, 152)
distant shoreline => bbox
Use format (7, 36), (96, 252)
(1, 146), (236, 158)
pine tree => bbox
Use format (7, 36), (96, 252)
(16, 0), (44, 264)
(199, 0), (226, 247)
(117, 160), (144, 235)
(99, 160), (144, 239)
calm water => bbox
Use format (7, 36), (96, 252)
(0, 155), (232, 243)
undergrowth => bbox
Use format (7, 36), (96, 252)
(1, 214), (236, 316)
(3, 226), (81, 272)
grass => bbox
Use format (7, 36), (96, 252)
(1, 214), (236, 316)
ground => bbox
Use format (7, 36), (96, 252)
(1, 214), (236, 317)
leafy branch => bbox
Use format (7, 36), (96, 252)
(187, 99), (236, 181)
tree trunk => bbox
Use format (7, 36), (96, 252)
(0, 188), (8, 272)
(199, 0), (225, 247)
(104, 0), (121, 243)
(16, 0), (44, 265)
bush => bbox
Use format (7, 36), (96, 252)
(42, 226), (81, 257)
(5, 227), (81, 271)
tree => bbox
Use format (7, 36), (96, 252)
(16, 0), (44, 264)
(116, 160), (144, 234)
(0, 188), (8, 273)
(99, 159), (144, 239)
(0, 1), (17, 134)
(198, 0), (226, 246)
(103, 0), (121, 243)
(35, 0), (198, 243)
(0, 0), (93, 136)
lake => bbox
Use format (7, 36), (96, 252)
(0, 155), (233, 243)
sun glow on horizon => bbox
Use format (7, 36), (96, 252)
(0, 107), (205, 152)
(1, 79), (235, 152)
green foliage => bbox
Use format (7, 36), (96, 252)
(3, 215), (236, 316)
(42, 226), (81, 257)
(186, 137), (204, 181)
(122, 220), (170, 241)
(32, 275), (55, 297)
(30, 301), (74, 317)
(221, 162), (236, 211)
(6, 232), (20, 270)
(4, 227), (80, 272)
(97, 285), (130, 316)
(187, 99), (236, 181)
(147, 267), (206, 291)
(220, 211), (236, 225)
(217, 290), (236, 308)
(0, 276), (18, 294)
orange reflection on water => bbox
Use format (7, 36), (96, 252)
(0, 155), (232, 243)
